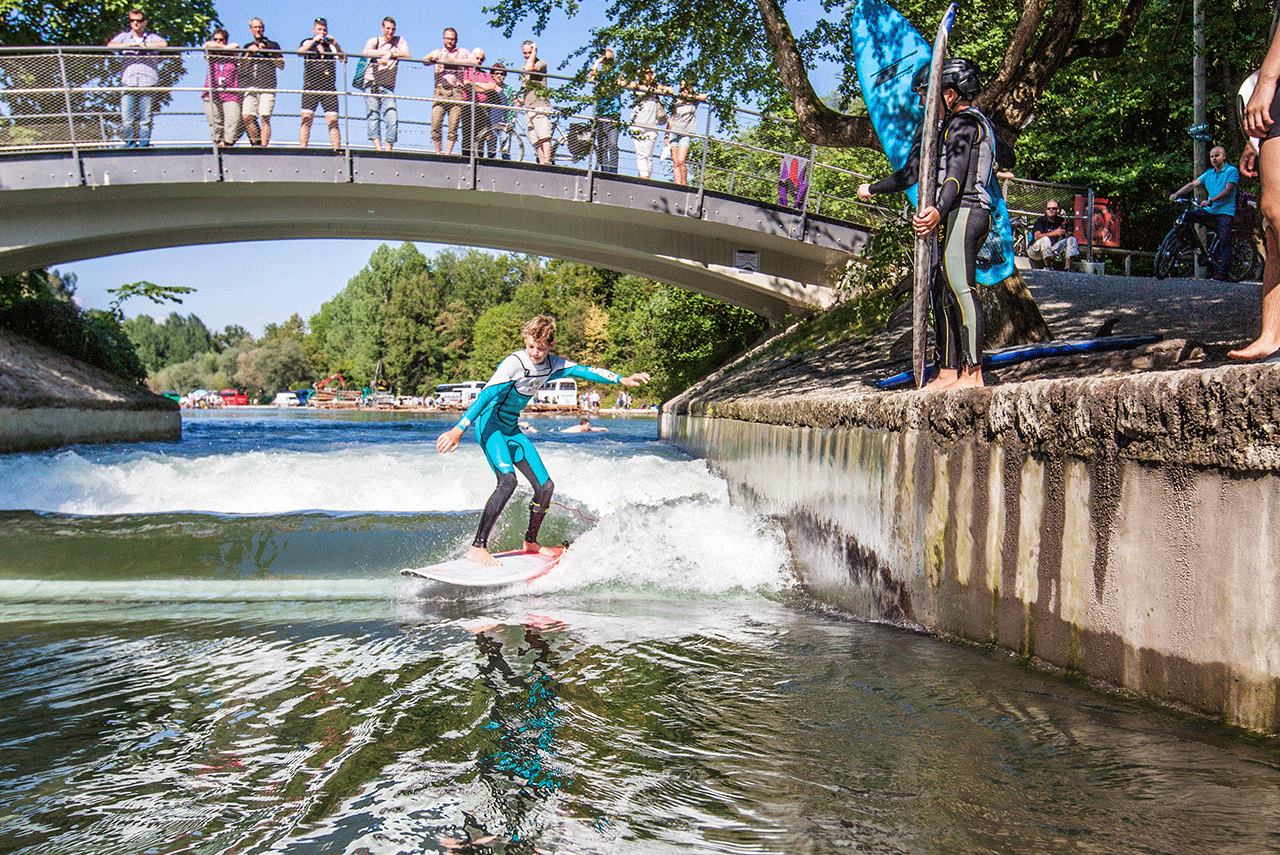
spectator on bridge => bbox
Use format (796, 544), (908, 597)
(298, 18), (344, 150)
(589, 49), (622, 173)
(241, 18), (283, 146)
(361, 17), (409, 152)
(667, 80), (707, 185)
(107, 9), (167, 148)
(521, 41), (553, 164)
(627, 69), (671, 179)
(1170, 145), (1239, 282)
(201, 30), (242, 147)
(482, 62), (517, 159)
(1027, 200), (1079, 271)
(424, 28), (473, 155)
(464, 47), (497, 157)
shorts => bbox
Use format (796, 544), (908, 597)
(527, 99), (552, 145)
(670, 134), (692, 148)
(1265, 86), (1280, 143)
(301, 90), (339, 115)
(242, 90), (275, 118)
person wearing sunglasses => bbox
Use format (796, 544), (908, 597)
(1028, 200), (1079, 271)
(107, 9), (167, 147)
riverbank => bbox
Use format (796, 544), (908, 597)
(0, 327), (179, 453)
(662, 269), (1280, 733)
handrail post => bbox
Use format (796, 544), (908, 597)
(56, 47), (79, 156)
(469, 75), (478, 189)
(797, 143), (816, 239)
(693, 104), (711, 218)
(341, 56), (351, 163)
(1087, 186), (1095, 264)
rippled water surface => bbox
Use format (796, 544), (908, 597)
(1, 410), (1277, 854)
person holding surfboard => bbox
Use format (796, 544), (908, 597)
(436, 315), (650, 566)
(858, 58), (997, 390)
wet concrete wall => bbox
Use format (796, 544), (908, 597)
(0, 328), (179, 453)
(662, 365), (1280, 732)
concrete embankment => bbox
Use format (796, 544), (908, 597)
(0, 327), (179, 453)
(661, 271), (1280, 733)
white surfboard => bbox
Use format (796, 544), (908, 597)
(400, 549), (562, 587)
(1239, 71), (1262, 154)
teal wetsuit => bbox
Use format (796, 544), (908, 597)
(455, 350), (622, 548)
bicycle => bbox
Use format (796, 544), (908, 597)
(473, 108), (525, 162)
(1155, 200), (1262, 282)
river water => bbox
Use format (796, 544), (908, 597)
(1, 410), (1277, 854)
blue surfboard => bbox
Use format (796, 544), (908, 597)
(851, 0), (1015, 284)
(873, 334), (1162, 390)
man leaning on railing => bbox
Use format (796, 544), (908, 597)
(106, 8), (167, 148)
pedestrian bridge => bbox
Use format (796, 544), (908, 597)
(0, 46), (879, 319)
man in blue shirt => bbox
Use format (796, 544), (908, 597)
(1170, 145), (1240, 281)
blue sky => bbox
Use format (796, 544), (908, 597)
(66, 1), (842, 335)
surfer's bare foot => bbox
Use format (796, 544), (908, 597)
(921, 368), (959, 391)
(524, 541), (565, 558)
(1228, 339), (1280, 361)
(948, 366), (986, 389)
(466, 545), (502, 566)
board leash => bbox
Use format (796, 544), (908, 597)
(552, 501), (597, 523)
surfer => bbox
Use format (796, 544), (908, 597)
(436, 315), (650, 566)
(858, 58), (995, 391)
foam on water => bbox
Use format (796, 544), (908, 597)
(1, 416), (795, 598)
(0, 442), (718, 517)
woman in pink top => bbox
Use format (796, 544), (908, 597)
(202, 29), (241, 147)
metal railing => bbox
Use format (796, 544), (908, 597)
(0, 45), (901, 230)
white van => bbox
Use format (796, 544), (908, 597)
(436, 381), (486, 407)
(536, 378), (578, 406)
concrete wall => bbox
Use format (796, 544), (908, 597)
(0, 405), (180, 453)
(0, 327), (180, 453)
(662, 366), (1280, 732)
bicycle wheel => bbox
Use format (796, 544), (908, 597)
(1226, 233), (1263, 282)
(1154, 228), (1194, 280)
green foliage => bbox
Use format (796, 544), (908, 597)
(758, 286), (897, 358)
(0, 0), (220, 47)
(0, 269), (147, 384)
(306, 243), (764, 403)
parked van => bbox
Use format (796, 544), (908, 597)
(273, 391), (305, 407)
(536, 378), (577, 407)
(435, 381), (485, 406)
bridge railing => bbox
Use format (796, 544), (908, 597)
(0, 45), (902, 229)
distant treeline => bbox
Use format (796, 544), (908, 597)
(144, 243), (767, 403)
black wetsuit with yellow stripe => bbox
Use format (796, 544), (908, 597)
(869, 105), (995, 370)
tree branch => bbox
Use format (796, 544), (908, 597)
(754, 0), (881, 148)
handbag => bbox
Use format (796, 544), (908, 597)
(568, 121), (593, 160)
(352, 55), (370, 89)
(654, 100), (668, 126)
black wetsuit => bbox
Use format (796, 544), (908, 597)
(869, 106), (996, 369)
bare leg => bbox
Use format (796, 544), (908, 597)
(261, 116), (272, 146)
(325, 113), (340, 150)
(245, 115), (261, 145)
(1231, 138), (1280, 359)
(299, 110), (313, 147)
(524, 541), (565, 557)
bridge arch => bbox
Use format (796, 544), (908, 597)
(0, 147), (868, 320)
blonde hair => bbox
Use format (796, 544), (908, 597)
(522, 315), (556, 345)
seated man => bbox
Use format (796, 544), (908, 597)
(1027, 200), (1080, 270)
(1170, 145), (1240, 281)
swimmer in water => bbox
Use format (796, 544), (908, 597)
(560, 418), (608, 433)
(436, 315), (649, 566)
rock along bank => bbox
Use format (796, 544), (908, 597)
(662, 363), (1280, 733)
(0, 327), (179, 453)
